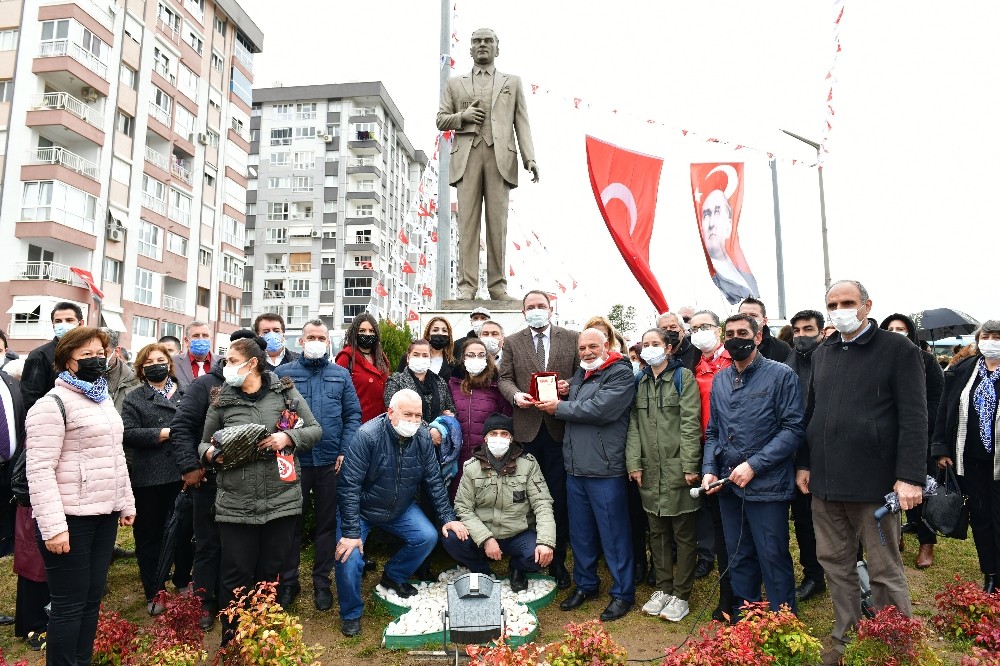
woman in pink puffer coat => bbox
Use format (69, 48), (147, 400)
(25, 327), (136, 666)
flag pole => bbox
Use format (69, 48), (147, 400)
(435, 0), (452, 308)
(770, 158), (786, 320)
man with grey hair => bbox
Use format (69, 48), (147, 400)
(657, 312), (699, 370)
(477, 319), (505, 363)
(797, 279), (927, 664)
(535, 328), (637, 620)
(173, 321), (214, 388)
(100, 328), (138, 413)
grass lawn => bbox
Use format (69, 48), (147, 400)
(0, 522), (982, 664)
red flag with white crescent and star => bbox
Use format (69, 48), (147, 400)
(375, 281), (388, 297)
(418, 253), (427, 268)
(407, 309), (419, 322)
(421, 286), (432, 298)
(689, 163), (759, 305)
(430, 231), (439, 243)
(402, 261), (415, 274)
(398, 228), (408, 245)
(585, 135), (668, 312)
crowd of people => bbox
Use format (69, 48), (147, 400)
(0, 280), (995, 666)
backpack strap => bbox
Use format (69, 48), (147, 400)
(672, 367), (683, 397)
(50, 394), (67, 425)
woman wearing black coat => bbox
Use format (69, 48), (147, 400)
(121, 343), (192, 615)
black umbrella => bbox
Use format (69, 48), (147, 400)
(910, 308), (980, 341)
(153, 489), (193, 597)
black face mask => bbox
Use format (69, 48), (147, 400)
(357, 333), (378, 350)
(724, 338), (756, 362)
(793, 335), (821, 354)
(75, 356), (108, 383)
(428, 334), (450, 350)
(144, 363), (170, 383)
(663, 330), (681, 348)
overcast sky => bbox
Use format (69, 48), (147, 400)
(238, 0), (999, 333)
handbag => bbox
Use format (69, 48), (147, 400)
(923, 465), (969, 539)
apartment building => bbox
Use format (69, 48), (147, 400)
(246, 82), (451, 342)
(0, 0), (262, 355)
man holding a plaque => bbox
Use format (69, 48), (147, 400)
(498, 291), (579, 588)
(535, 328), (638, 621)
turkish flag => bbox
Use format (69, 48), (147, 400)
(402, 261), (415, 274)
(375, 281), (388, 297)
(418, 253), (427, 268)
(398, 228), (409, 245)
(430, 231), (439, 243)
(585, 136), (668, 312)
(689, 163), (759, 305)
(70, 267), (104, 301)
(422, 286), (432, 298)
(509, 265), (515, 277)
(407, 309), (419, 322)
(512, 241), (521, 251)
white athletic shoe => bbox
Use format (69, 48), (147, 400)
(659, 597), (690, 622)
(642, 591), (674, 616)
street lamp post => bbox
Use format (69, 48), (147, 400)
(780, 129), (831, 291)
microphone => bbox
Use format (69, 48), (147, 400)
(690, 478), (729, 498)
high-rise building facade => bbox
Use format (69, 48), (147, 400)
(247, 82), (448, 342)
(0, 0), (262, 354)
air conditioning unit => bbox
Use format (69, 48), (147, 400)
(197, 133), (209, 145)
(321, 134), (333, 143)
(80, 86), (99, 102)
(310, 230), (321, 238)
(106, 225), (124, 242)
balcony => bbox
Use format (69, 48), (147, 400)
(222, 231), (241, 247)
(265, 264), (289, 273)
(289, 263), (312, 272)
(13, 261), (76, 284)
(262, 289), (285, 299)
(144, 145), (169, 171)
(234, 40), (254, 73)
(162, 294), (185, 313)
(170, 160), (192, 184)
(7, 321), (52, 339)
(153, 61), (176, 86)
(288, 290), (309, 298)
(290, 212), (315, 221)
(348, 131), (381, 154)
(347, 159), (382, 178)
(168, 204), (190, 226)
(37, 39), (109, 79)
(156, 17), (181, 46)
(346, 190), (381, 203)
(30, 93), (104, 130)
(142, 193), (167, 215)
(27, 146), (99, 181)
(148, 102), (171, 127)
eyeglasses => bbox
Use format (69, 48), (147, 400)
(690, 324), (718, 333)
(464, 353), (488, 360)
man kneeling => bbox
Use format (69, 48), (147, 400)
(443, 414), (556, 590)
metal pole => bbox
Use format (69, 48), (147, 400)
(434, 0), (452, 308)
(770, 158), (786, 320)
(779, 129), (832, 292)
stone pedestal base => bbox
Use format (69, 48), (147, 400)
(440, 298), (519, 311)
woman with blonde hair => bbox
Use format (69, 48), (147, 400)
(584, 315), (628, 353)
(397, 317), (458, 380)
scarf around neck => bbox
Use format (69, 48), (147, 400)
(59, 371), (109, 403)
(408, 368), (441, 423)
(974, 357), (1000, 453)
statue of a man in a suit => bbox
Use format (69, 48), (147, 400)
(437, 28), (538, 301)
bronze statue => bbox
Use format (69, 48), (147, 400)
(437, 28), (538, 301)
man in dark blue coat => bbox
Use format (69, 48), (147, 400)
(275, 320), (361, 611)
(334, 389), (469, 637)
(703, 313), (805, 619)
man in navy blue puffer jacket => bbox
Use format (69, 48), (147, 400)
(333, 389), (469, 637)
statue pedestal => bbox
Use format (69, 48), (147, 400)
(439, 298), (519, 311)
(417, 300), (525, 336)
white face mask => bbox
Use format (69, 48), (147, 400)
(53, 322), (76, 339)
(580, 356), (604, 371)
(979, 340), (1000, 359)
(830, 308), (863, 335)
(302, 340), (328, 359)
(393, 419), (420, 438)
(481, 337), (501, 354)
(631, 361), (641, 373)
(223, 360), (249, 387)
(640, 346), (667, 366)
(690, 329), (719, 352)
(525, 309), (550, 329)
(464, 357), (488, 376)
(408, 357), (432, 374)
(471, 320), (486, 334)
(486, 436), (510, 458)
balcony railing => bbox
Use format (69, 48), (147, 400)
(289, 263), (312, 272)
(27, 146), (99, 181)
(7, 321), (52, 339)
(156, 17), (181, 45)
(348, 158), (377, 168)
(262, 289), (285, 299)
(168, 205), (191, 226)
(354, 130), (376, 141)
(149, 102), (171, 126)
(162, 294), (185, 312)
(290, 212), (315, 220)
(222, 232), (241, 247)
(14, 261), (75, 284)
(142, 193), (167, 215)
(153, 60), (176, 85)
(144, 145), (169, 171)
(38, 39), (109, 79)
(265, 264), (289, 273)
(234, 40), (254, 72)
(170, 161), (192, 183)
(30, 93), (104, 129)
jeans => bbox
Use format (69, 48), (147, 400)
(521, 426), (568, 566)
(566, 474), (634, 602)
(442, 529), (541, 574)
(334, 503), (439, 620)
(191, 474), (222, 608)
(37, 512), (118, 666)
(282, 464), (338, 591)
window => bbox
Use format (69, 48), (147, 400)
(141, 175), (167, 214)
(343, 304), (366, 324)
(289, 279), (309, 298)
(178, 65), (198, 99)
(115, 111), (133, 137)
(355, 204), (374, 217)
(132, 314), (158, 337)
(222, 215), (243, 247)
(357, 179), (375, 192)
(150, 86), (172, 125)
(323, 201), (336, 214)
(270, 128), (291, 146)
(272, 104), (293, 120)
(267, 176), (290, 189)
(214, 16), (226, 36)
(40, 20), (69, 42)
(167, 232), (188, 256)
(324, 175), (337, 187)
(184, 22), (203, 54)
(198, 246), (211, 266)
(293, 151), (315, 169)
(152, 46), (172, 81)
(134, 267), (155, 305)
(111, 157), (131, 184)
(205, 129), (220, 148)
(0, 79), (12, 103)
(321, 256), (335, 265)
(174, 105), (195, 140)
(203, 169), (215, 187)
(120, 63), (137, 89)
(271, 151), (290, 167)
(267, 202), (289, 221)
(345, 277), (372, 297)
(230, 67), (252, 106)
(137, 219), (162, 259)
(353, 255), (372, 267)
(292, 176), (313, 193)
(124, 14), (142, 43)
(0, 29), (17, 51)
(321, 278), (335, 291)
(102, 258), (122, 284)
(355, 229), (372, 243)
(265, 227), (287, 244)
(221, 254), (243, 286)
(168, 189), (192, 226)
(197, 287), (210, 307)
(323, 230), (336, 239)
(249, 129), (259, 142)
(246, 203), (256, 215)
(156, 3), (180, 32)
(163, 322), (184, 340)
(296, 103), (316, 120)
(80, 28), (106, 60)
(20, 180), (98, 231)
(220, 294), (239, 324)
(208, 89), (222, 111)
(210, 50), (223, 73)
(294, 126), (316, 140)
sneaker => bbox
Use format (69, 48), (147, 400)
(642, 591), (674, 616)
(659, 597), (690, 622)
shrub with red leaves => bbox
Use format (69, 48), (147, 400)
(92, 607), (141, 666)
(92, 592), (207, 666)
(933, 576), (1000, 646)
(963, 646), (1000, 666)
(842, 605), (940, 666)
(0, 646), (29, 666)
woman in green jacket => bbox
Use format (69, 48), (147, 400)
(625, 328), (702, 623)
(199, 336), (321, 640)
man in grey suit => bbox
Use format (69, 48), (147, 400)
(498, 291), (578, 587)
(172, 321), (214, 389)
(436, 28), (539, 300)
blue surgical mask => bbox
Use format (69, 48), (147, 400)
(53, 322), (76, 339)
(525, 309), (550, 329)
(263, 331), (284, 354)
(189, 338), (211, 356)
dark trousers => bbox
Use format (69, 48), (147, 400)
(566, 474), (635, 602)
(133, 481), (185, 600)
(282, 464), (338, 592)
(37, 513), (118, 666)
(718, 494), (796, 617)
(521, 425), (568, 566)
(648, 510), (698, 601)
(961, 462), (1000, 575)
(695, 500), (716, 564)
(627, 481), (650, 569)
(191, 475), (222, 608)
(442, 529), (541, 574)
(218, 516), (296, 640)
(705, 493), (735, 609)
(790, 487), (825, 582)
(14, 576), (49, 639)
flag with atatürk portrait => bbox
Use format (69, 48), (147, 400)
(689, 163), (759, 305)
(585, 136), (668, 313)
